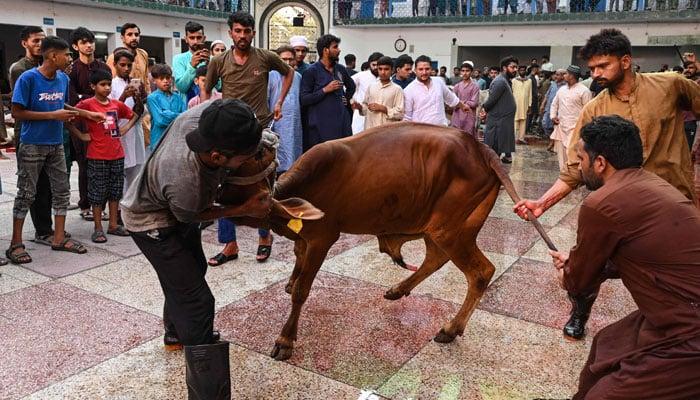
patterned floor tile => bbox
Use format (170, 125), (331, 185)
(480, 258), (637, 335)
(24, 338), (375, 400)
(0, 281), (161, 399)
(477, 217), (543, 256)
(215, 272), (459, 390)
(377, 309), (588, 400)
(322, 240), (518, 305)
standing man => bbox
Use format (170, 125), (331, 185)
(291, 35), (310, 75)
(105, 22), (152, 148)
(541, 68), (565, 153)
(526, 63), (540, 135)
(541, 55), (554, 72)
(68, 27), (112, 222)
(392, 55), (414, 89)
(480, 56), (517, 163)
(549, 116), (700, 400)
(203, 11), (293, 259)
(515, 28), (700, 341)
(344, 53), (357, 76)
(485, 66), (499, 89)
(106, 23), (150, 89)
(9, 26), (57, 246)
(172, 21), (209, 104)
(450, 61), (480, 136)
(450, 66), (461, 85)
(512, 64), (532, 145)
(549, 65), (592, 172)
(355, 56), (404, 130)
(268, 45), (302, 172)
(351, 52), (383, 134)
(300, 34), (355, 151)
(403, 55), (463, 126)
(121, 99), (270, 398)
(203, 12), (293, 128)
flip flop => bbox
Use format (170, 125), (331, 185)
(51, 237), (88, 254)
(5, 243), (31, 264)
(107, 225), (130, 237)
(256, 236), (274, 263)
(91, 230), (107, 243)
(80, 210), (94, 221)
(208, 252), (238, 267)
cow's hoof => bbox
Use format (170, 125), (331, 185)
(434, 329), (456, 343)
(270, 343), (294, 361)
(285, 281), (293, 294)
(384, 288), (406, 300)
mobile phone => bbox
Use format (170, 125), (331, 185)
(105, 111), (119, 137)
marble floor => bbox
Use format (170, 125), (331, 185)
(0, 141), (638, 400)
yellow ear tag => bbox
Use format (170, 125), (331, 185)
(287, 212), (303, 233)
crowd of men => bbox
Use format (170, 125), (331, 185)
(336, 0), (698, 19)
(1, 13), (699, 399)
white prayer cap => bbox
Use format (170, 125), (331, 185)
(290, 36), (308, 48)
(210, 40), (225, 50)
(461, 60), (474, 69)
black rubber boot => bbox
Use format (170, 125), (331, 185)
(165, 330), (220, 351)
(185, 341), (231, 400)
(563, 291), (598, 341)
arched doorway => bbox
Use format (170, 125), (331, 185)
(259, 1), (323, 62)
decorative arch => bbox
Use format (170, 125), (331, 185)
(257, 0), (325, 51)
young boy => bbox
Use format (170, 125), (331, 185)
(73, 69), (141, 243)
(69, 26), (112, 221)
(110, 50), (147, 192)
(147, 64), (186, 151)
(356, 56), (404, 130)
(8, 36), (103, 264)
(187, 65), (221, 110)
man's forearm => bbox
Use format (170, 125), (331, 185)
(538, 178), (573, 212)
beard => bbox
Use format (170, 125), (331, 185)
(236, 39), (251, 51)
(581, 168), (604, 191)
(594, 69), (624, 90)
(505, 70), (516, 79)
(127, 40), (139, 49)
(371, 68), (378, 77)
(329, 53), (339, 63)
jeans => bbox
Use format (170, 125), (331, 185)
(131, 223), (214, 345)
(13, 144), (70, 220)
(16, 142), (54, 236)
(217, 218), (269, 243)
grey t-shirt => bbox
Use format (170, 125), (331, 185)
(120, 101), (224, 232)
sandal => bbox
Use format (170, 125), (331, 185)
(0, 257), (7, 266)
(208, 252), (238, 267)
(51, 237), (88, 254)
(5, 243), (32, 264)
(256, 236), (274, 263)
(91, 230), (107, 243)
(107, 225), (130, 237)
(80, 209), (94, 221)
(34, 231), (72, 246)
(101, 211), (109, 221)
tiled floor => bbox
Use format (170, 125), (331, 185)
(0, 141), (639, 399)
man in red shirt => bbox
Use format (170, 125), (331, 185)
(71, 70), (141, 243)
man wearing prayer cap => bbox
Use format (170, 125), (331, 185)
(290, 35), (310, 75)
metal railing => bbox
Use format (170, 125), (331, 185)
(87, 0), (248, 18)
(332, 0), (699, 24)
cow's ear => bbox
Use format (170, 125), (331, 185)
(271, 198), (324, 221)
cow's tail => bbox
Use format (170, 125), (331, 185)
(480, 144), (558, 251)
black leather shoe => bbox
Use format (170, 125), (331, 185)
(164, 330), (221, 350)
(563, 292), (598, 341)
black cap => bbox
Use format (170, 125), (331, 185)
(186, 99), (262, 154)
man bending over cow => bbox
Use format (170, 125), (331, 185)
(120, 99), (273, 397)
(549, 115), (700, 400)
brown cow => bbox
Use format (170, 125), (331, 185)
(223, 122), (520, 361)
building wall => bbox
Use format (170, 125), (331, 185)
(331, 21), (700, 71)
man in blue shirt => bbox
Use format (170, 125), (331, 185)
(8, 36), (104, 264)
(300, 34), (356, 151)
(172, 21), (209, 104)
(392, 55), (414, 89)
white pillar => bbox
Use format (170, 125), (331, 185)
(164, 36), (180, 66)
(549, 45), (573, 70)
(107, 32), (120, 55)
